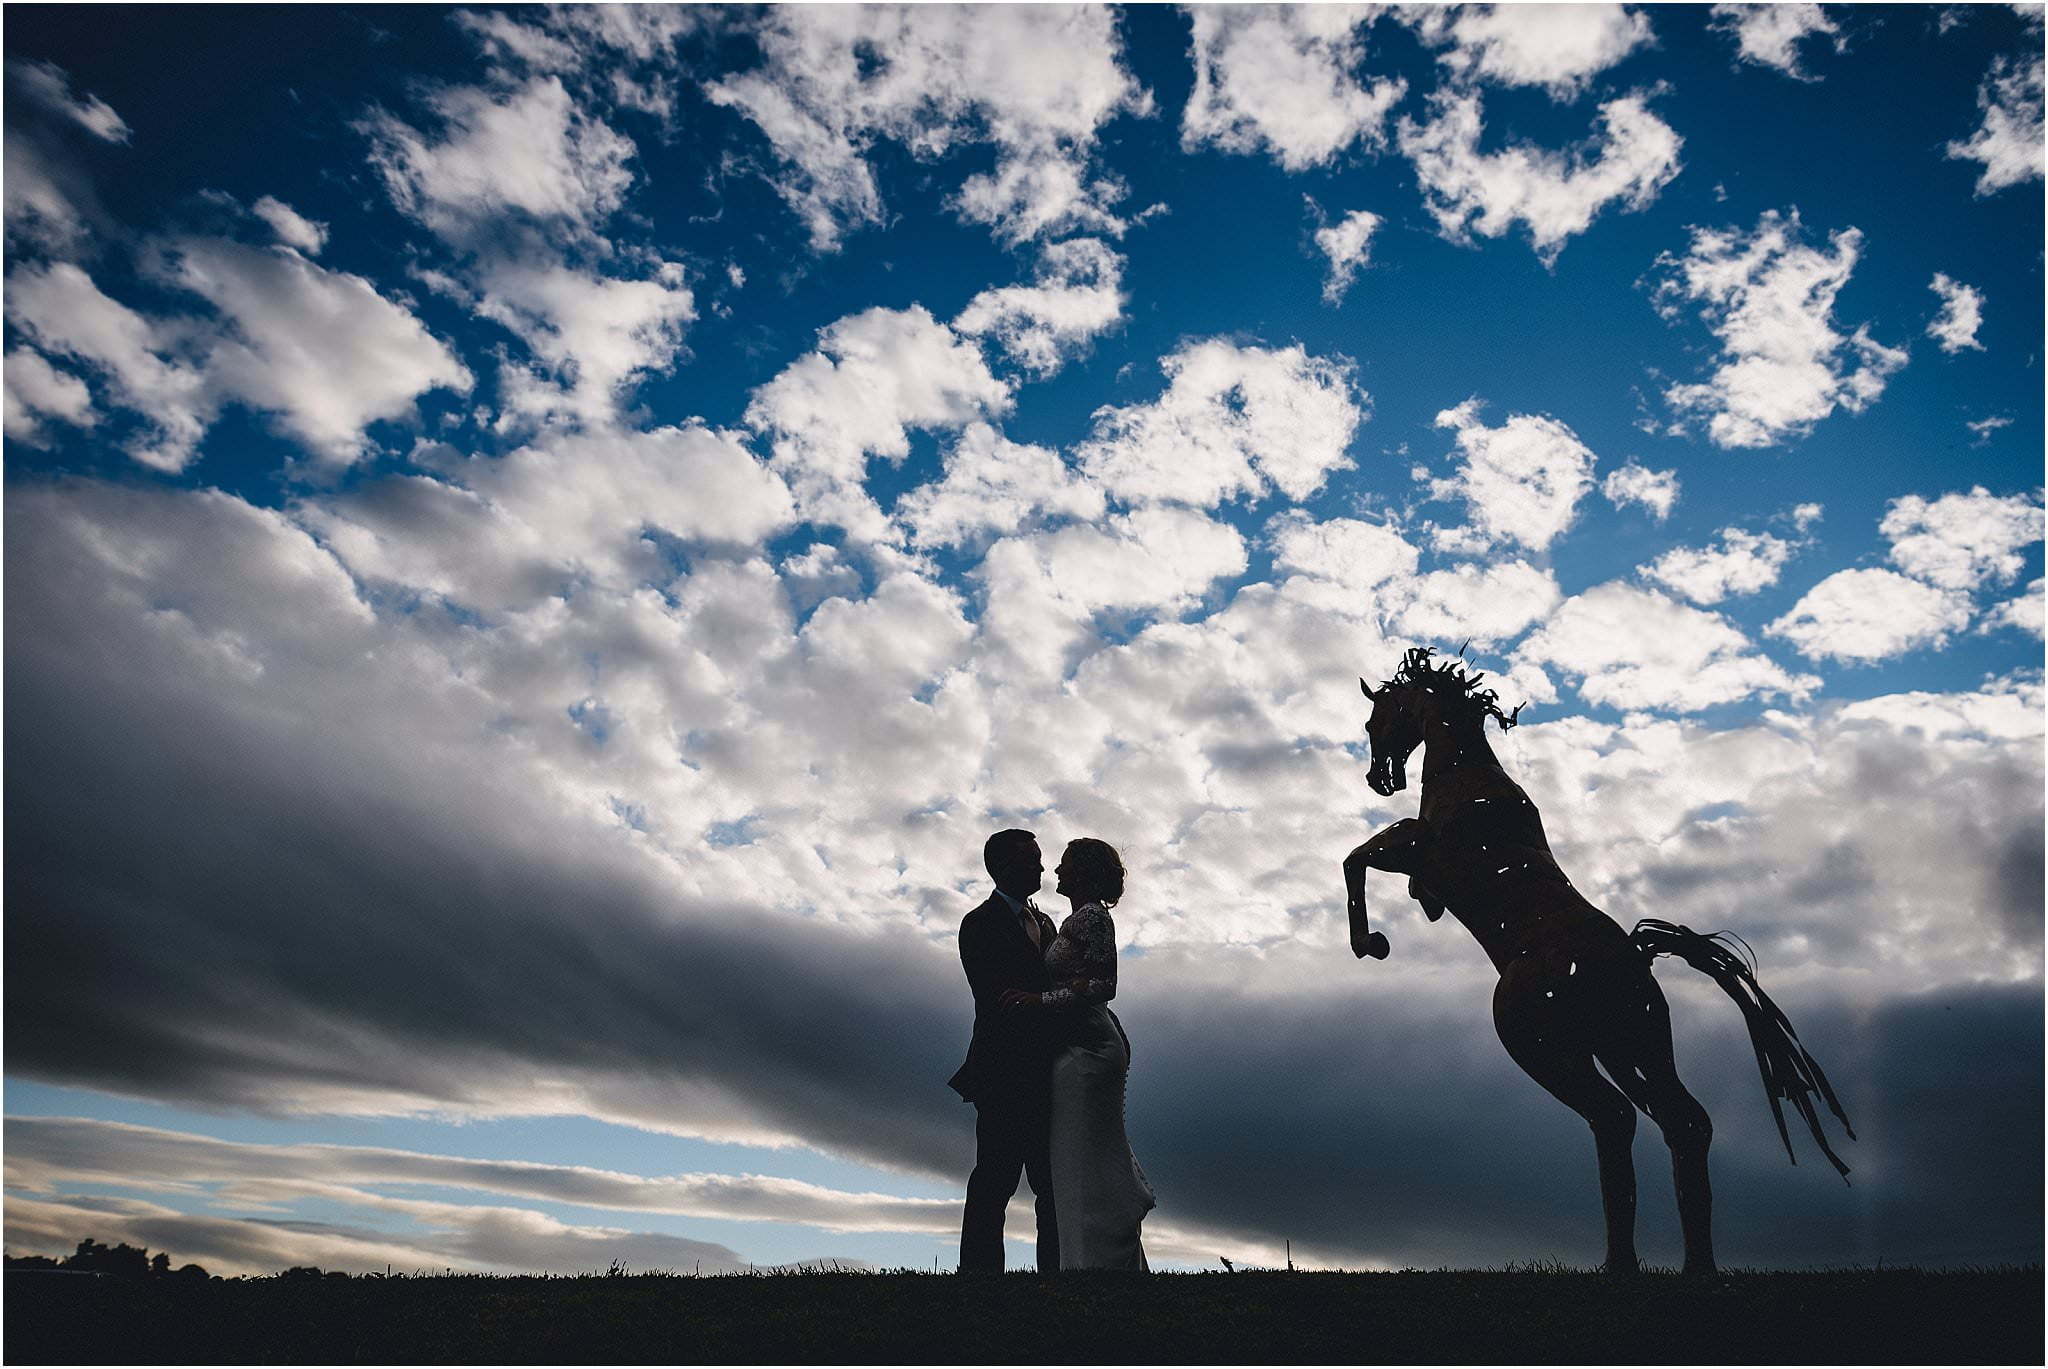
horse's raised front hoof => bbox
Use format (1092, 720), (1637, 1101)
(1358, 931), (1390, 961)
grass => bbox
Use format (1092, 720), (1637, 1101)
(6, 1264), (2040, 1364)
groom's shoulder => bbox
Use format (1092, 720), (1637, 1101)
(959, 891), (1004, 931)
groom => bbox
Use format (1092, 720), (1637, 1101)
(948, 828), (1061, 1273)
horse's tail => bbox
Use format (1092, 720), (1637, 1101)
(1631, 918), (1856, 1182)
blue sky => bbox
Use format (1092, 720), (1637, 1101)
(5, 4), (2042, 1276)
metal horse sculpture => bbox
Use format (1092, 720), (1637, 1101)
(1342, 647), (1853, 1275)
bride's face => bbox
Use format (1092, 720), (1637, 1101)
(1053, 855), (1072, 899)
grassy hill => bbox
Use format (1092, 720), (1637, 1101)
(7, 1265), (2040, 1364)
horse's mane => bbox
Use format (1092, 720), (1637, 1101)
(1378, 646), (1525, 732)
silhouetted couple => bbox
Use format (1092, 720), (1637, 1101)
(949, 830), (1154, 1272)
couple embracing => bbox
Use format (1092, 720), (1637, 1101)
(948, 829), (1155, 1272)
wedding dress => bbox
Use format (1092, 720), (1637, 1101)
(1042, 899), (1155, 1270)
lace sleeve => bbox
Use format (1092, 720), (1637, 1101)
(1041, 905), (1117, 1010)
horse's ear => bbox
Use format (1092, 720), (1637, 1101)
(1360, 678), (1378, 700)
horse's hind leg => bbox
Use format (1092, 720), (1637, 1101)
(1596, 973), (1715, 1275)
(1494, 967), (1640, 1274)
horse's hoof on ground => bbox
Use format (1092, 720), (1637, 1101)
(1601, 1259), (1642, 1276)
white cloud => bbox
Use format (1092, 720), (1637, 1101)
(1768, 568), (1974, 662)
(708, 6), (1149, 250)
(5, 261), (212, 471)
(1388, 560), (1564, 649)
(975, 506), (1248, 678)
(1180, 6), (1406, 170)
(1410, 3), (1654, 100)
(1077, 339), (1365, 509)
(6, 57), (130, 142)
(894, 422), (1106, 551)
(1601, 460), (1679, 520)
(365, 76), (637, 245)
(779, 542), (864, 612)
(1641, 527), (1797, 604)
(1927, 272), (1986, 353)
(1007, 506), (1247, 617)
(300, 424), (792, 613)
(1880, 486), (2044, 591)
(9, 201), (464, 471)
(1790, 501), (1824, 531)
(951, 149), (1133, 247)
(361, 66), (704, 435)
(747, 305), (1011, 541)
(3, 130), (91, 252)
(1310, 204), (1383, 304)
(2, 346), (96, 445)
(1397, 90), (1682, 262)
(251, 196), (329, 255)
(1981, 578), (2044, 638)
(1267, 511), (1419, 592)
(1967, 414), (2013, 445)
(473, 259), (694, 430)
(1427, 399), (1596, 553)
(1654, 209), (1907, 448)
(456, 5), (697, 121)
(154, 237), (472, 467)
(952, 237), (1125, 377)
(1708, 3), (1843, 80)
(1947, 51), (2044, 195)
(1521, 581), (1819, 711)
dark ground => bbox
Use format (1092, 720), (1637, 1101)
(5, 1266), (2041, 1365)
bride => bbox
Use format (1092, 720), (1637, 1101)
(1002, 837), (1154, 1270)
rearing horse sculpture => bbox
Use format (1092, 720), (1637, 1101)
(1342, 647), (1853, 1275)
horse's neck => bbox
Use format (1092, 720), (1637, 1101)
(1419, 710), (1500, 782)
(1419, 710), (1556, 859)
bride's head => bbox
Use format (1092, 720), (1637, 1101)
(1055, 838), (1125, 908)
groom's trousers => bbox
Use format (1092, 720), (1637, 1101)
(959, 1092), (1059, 1272)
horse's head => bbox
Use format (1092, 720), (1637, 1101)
(1359, 676), (1427, 796)
(1361, 646), (1525, 796)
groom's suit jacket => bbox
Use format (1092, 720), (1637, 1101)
(947, 893), (1060, 1106)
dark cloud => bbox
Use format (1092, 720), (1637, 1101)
(1112, 964), (2043, 1268)
(1992, 821), (2046, 943)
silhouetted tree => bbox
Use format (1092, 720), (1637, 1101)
(34, 1236), (209, 1280)
(65, 1237), (151, 1278)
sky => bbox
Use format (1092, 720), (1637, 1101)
(3, 3), (2042, 1277)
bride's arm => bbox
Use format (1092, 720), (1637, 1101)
(1040, 907), (1117, 1010)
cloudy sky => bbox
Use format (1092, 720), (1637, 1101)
(4, 3), (2042, 1276)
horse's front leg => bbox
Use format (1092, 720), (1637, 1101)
(1342, 818), (1430, 960)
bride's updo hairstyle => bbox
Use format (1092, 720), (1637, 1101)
(1062, 837), (1125, 908)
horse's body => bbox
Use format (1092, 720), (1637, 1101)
(1343, 649), (1852, 1275)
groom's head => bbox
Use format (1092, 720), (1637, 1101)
(984, 828), (1042, 900)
